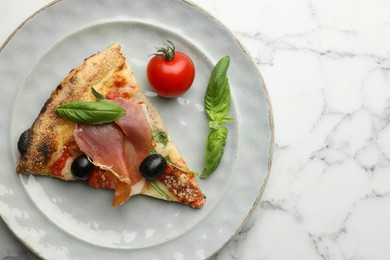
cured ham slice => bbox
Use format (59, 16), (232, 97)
(114, 99), (152, 184)
(74, 100), (152, 207)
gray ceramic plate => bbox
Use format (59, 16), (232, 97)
(0, 0), (273, 258)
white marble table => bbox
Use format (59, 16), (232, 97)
(2, 0), (390, 259)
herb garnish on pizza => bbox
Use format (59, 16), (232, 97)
(16, 43), (205, 208)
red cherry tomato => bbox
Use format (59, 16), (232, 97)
(146, 41), (195, 98)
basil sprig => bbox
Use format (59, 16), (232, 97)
(201, 56), (233, 179)
(55, 88), (126, 124)
(148, 180), (171, 201)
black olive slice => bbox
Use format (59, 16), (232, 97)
(17, 129), (30, 156)
(139, 154), (167, 180)
(71, 154), (94, 179)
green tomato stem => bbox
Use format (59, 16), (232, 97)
(152, 40), (176, 61)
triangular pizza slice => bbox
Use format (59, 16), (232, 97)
(16, 43), (205, 208)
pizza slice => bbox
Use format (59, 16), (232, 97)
(16, 43), (205, 208)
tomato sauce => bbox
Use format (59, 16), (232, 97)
(107, 86), (131, 100)
(106, 80), (135, 100)
(50, 141), (77, 177)
(88, 167), (116, 189)
(158, 164), (204, 207)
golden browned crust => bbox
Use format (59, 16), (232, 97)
(16, 43), (126, 176)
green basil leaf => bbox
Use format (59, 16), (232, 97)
(200, 127), (228, 179)
(91, 87), (106, 100)
(152, 130), (169, 147)
(205, 56), (231, 121)
(55, 101), (126, 124)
